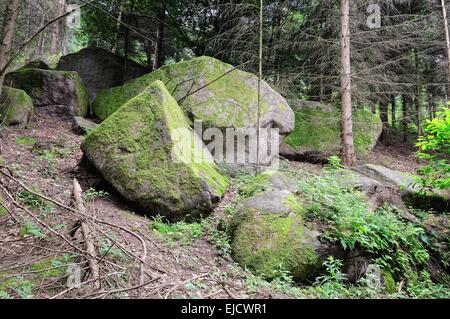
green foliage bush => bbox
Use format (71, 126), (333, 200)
(416, 107), (450, 190)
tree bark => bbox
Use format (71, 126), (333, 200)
(441, 0), (450, 99)
(339, 0), (355, 166)
(391, 95), (397, 128)
(153, 5), (166, 70)
(112, 1), (124, 54)
(402, 95), (409, 142)
(0, 0), (20, 89)
(380, 101), (389, 142)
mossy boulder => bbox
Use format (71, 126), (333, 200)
(82, 80), (228, 220)
(92, 56), (295, 164)
(0, 87), (33, 128)
(4, 68), (88, 116)
(73, 116), (98, 135)
(282, 100), (382, 159)
(230, 189), (320, 281)
(57, 48), (149, 102)
(353, 164), (450, 213)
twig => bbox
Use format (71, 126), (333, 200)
(73, 179), (100, 290)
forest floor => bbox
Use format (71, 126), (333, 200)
(0, 107), (423, 299)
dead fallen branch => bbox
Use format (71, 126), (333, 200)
(72, 179), (100, 290)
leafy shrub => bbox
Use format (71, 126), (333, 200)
(416, 107), (450, 190)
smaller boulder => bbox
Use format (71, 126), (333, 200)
(353, 164), (450, 213)
(5, 68), (88, 116)
(73, 116), (98, 135)
(282, 101), (382, 161)
(230, 190), (320, 281)
(0, 87), (33, 128)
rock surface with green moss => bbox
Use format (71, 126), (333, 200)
(0, 87), (33, 128)
(353, 164), (449, 212)
(82, 80), (228, 220)
(282, 100), (382, 159)
(92, 56), (295, 164)
(4, 68), (88, 116)
(229, 189), (320, 281)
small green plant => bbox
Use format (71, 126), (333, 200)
(16, 189), (53, 213)
(36, 150), (57, 177)
(315, 256), (347, 285)
(406, 271), (450, 298)
(19, 221), (46, 239)
(15, 136), (36, 146)
(149, 216), (204, 245)
(83, 188), (109, 202)
(326, 155), (344, 170)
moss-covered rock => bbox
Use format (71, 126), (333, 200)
(82, 80), (228, 220)
(92, 57), (295, 165)
(283, 100), (382, 158)
(57, 47), (149, 102)
(230, 190), (319, 281)
(73, 116), (98, 135)
(353, 164), (450, 213)
(4, 68), (88, 116)
(0, 87), (33, 128)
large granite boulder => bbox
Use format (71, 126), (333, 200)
(0, 87), (33, 128)
(353, 164), (450, 213)
(92, 56), (295, 165)
(229, 189), (321, 281)
(82, 80), (228, 220)
(282, 100), (382, 161)
(4, 68), (88, 116)
(57, 47), (149, 102)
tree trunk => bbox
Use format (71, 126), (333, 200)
(50, 0), (65, 54)
(339, 0), (355, 167)
(402, 95), (409, 142)
(153, 5), (166, 70)
(380, 102), (389, 142)
(112, 1), (124, 54)
(256, 0), (263, 172)
(391, 95), (397, 128)
(0, 0), (20, 89)
(23, 3), (32, 64)
(441, 0), (450, 99)
(413, 49), (422, 134)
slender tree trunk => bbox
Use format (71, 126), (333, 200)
(402, 95), (409, 142)
(112, 1), (124, 54)
(339, 0), (355, 166)
(50, 0), (63, 54)
(256, 0), (263, 172)
(428, 93), (435, 120)
(23, 3), (32, 64)
(413, 49), (422, 134)
(153, 5), (166, 70)
(391, 95), (397, 128)
(441, 0), (450, 99)
(0, 0), (20, 89)
(380, 101), (389, 142)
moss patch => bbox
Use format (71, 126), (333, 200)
(231, 206), (318, 281)
(284, 106), (382, 155)
(0, 87), (33, 128)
